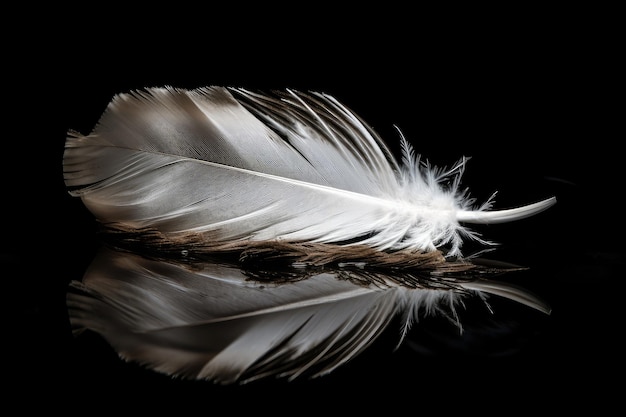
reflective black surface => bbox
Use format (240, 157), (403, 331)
(5, 20), (623, 413)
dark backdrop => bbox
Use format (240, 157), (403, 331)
(4, 9), (623, 414)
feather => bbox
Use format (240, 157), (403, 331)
(67, 247), (550, 384)
(64, 86), (555, 383)
(63, 86), (556, 258)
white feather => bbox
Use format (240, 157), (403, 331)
(63, 86), (556, 258)
(67, 247), (550, 384)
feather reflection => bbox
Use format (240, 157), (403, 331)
(67, 246), (550, 385)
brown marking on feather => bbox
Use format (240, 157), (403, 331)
(96, 222), (523, 290)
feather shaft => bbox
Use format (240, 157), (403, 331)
(456, 197), (556, 224)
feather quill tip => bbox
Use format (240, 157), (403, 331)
(456, 196), (556, 224)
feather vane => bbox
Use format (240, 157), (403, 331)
(63, 86), (556, 257)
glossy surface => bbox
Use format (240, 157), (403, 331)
(5, 41), (622, 413)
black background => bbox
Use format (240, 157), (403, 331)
(5, 7), (623, 414)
